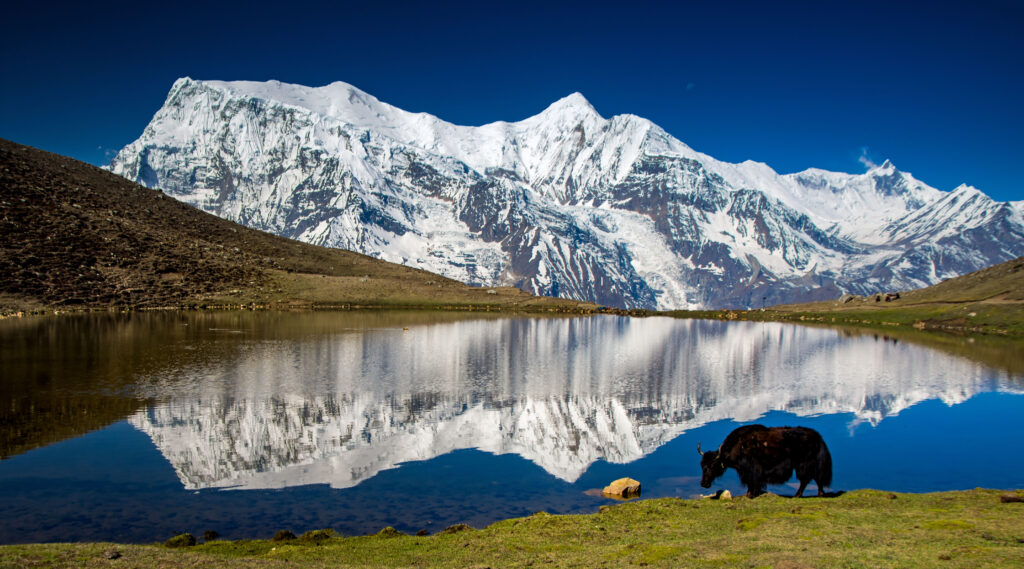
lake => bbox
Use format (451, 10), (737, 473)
(1, 311), (1022, 544)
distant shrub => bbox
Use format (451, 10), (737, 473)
(377, 526), (404, 538)
(164, 533), (196, 548)
(438, 523), (472, 535)
(203, 530), (219, 542)
(272, 530), (297, 542)
(298, 529), (336, 543)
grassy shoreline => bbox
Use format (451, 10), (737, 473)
(5, 293), (1022, 333)
(664, 303), (1024, 336)
(2, 489), (1022, 568)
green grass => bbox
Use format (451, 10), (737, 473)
(3, 489), (1022, 568)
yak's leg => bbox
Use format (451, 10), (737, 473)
(816, 481), (826, 497)
(794, 479), (809, 498)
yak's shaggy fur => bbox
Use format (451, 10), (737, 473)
(699, 425), (832, 498)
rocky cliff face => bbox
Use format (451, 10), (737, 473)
(108, 78), (1024, 309)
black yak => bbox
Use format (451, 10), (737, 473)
(698, 424), (832, 498)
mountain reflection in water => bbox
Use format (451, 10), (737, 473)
(3, 312), (1023, 543)
(121, 315), (1020, 491)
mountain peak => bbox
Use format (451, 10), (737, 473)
(535, 92), (601, 121)
(107, 78), (1024, 311)
(557, 92), (591, 107)
(865, 159), (901, 181)
(951, 183), (984, 196)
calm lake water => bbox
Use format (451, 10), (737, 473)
(1, 311), (1022, 544)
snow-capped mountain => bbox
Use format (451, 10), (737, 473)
(108, 78), (1024, 309)
(127, 316), (1017, 491)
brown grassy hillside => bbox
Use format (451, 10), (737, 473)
(664, 256), (1024, 339)
(766, 256), (1024, 333)
(0, 139), (594, 314)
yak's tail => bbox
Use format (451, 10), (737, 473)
(817, 439), (833, 489)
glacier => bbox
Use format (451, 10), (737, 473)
(107, 78), (1024, 309)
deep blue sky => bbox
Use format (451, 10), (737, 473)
(2, 1), (1021, 201)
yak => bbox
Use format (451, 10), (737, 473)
(698, 425), (832, 498)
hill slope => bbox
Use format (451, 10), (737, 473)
(775, 255), (1023, 309)
(0, 139), (592, 313)
(696, 256), (1024, 337)
(894, 255), (1024, 304)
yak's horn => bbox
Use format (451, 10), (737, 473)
(697, 442), (703, 455)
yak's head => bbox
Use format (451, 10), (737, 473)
(698, 442), (726, 488)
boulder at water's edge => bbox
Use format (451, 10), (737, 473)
(602, 478), (641, 499)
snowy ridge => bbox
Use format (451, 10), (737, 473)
(127, 317), (1018, 490)
(108, 78), (1024, 309)
(781, 160), (942, 242)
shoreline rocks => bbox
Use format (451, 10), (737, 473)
(602, 477), (641, 499)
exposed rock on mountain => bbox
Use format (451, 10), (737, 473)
(108, 79), (1024, 309)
